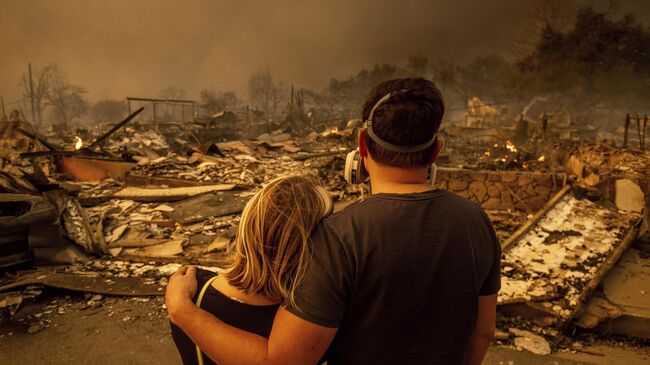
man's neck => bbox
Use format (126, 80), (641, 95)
(370, 181), (434, 195)
(368, 167), (434, 195)
(364, 155), (436, 195)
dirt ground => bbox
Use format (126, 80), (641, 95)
(1, 294), (649, 365)
(0, 294), (179, 364)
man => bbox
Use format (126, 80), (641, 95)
(167, 78), (501, 365)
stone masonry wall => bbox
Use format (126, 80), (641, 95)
(433, 168), (565, 211)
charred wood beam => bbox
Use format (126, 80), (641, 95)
(125, 174), (217, 188)
(0, 270), (163, 297)
(88, 107), (144, 149)
(19, 150), (112, 159)
(293, 150), (345, 161)
(16, 128), (60, 152)
(126, 97), (195, 104)
(501, 185), (570, 250)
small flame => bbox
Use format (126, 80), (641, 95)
(537, 155), (545, 162)
(505, 140), (517, 153)
(484, 151), (491, 157)
(493, 143), (499, 148)
(321, 126), (340, 137)
(74, 136), (83, 150)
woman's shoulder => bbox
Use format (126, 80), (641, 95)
(195, 268), (218, 283)
(193, 268), (219, 299)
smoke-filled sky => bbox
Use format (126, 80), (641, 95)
(1, 0), (649, 104)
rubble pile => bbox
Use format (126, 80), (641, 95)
(566, 143), (650, 197)
(568, 143), (650, 179)
(0, 122), (52, 194)
(485, 210), (529, 242)
(440, 129), (550, 171)
(83, 198), (241, 261)
(20, 127), (357, 263)
(63, 259), (187, 280)
(103, 127), (170, 160)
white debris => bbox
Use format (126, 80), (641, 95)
(154, 204), (175, 213)
(108, 224), (129, 243)
(499, 192), (639, 319)
(510, 328), (551, 355)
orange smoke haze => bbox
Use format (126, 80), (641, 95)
(1, 0), (649, 103)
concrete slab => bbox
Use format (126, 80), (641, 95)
(599, 247), (650, 338)
(574, 247), (650, 339)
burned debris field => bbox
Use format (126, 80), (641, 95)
(2, 1), (650, 364)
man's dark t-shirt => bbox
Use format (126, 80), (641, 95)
(286, 189), (501, 365)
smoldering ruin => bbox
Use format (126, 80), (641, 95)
(1, 0), (650, 364)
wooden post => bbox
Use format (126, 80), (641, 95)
(181, 104), (185, 122)
(0, 96), (6, 120)
(28, 63), (36, 126)
(127, 98), (132, 114)
(152, 102), (157, 122)
(637, 115), (643, 150)
(642, 114), (648, 151)
(623, 113), (630, 149)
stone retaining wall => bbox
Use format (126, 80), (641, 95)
(434, 168), (565, 211)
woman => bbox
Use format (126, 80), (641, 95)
(170, 175), (332, 365)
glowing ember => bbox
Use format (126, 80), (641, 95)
(537, 155), (545, 162)
(484, 151), (491, 157)
(505, 140), (517, 153)
(493, 144), (499, 148)
(74, 136), (83, 150)
(321, 127), (340, 137)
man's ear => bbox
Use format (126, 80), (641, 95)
(427, 139), (442, 165)
(358, 129), (368, 157)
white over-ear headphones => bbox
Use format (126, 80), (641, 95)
(344, 148), (368, 185)
(343, 90), (438, 186)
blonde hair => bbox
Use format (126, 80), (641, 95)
(222, 175), (332, 308)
